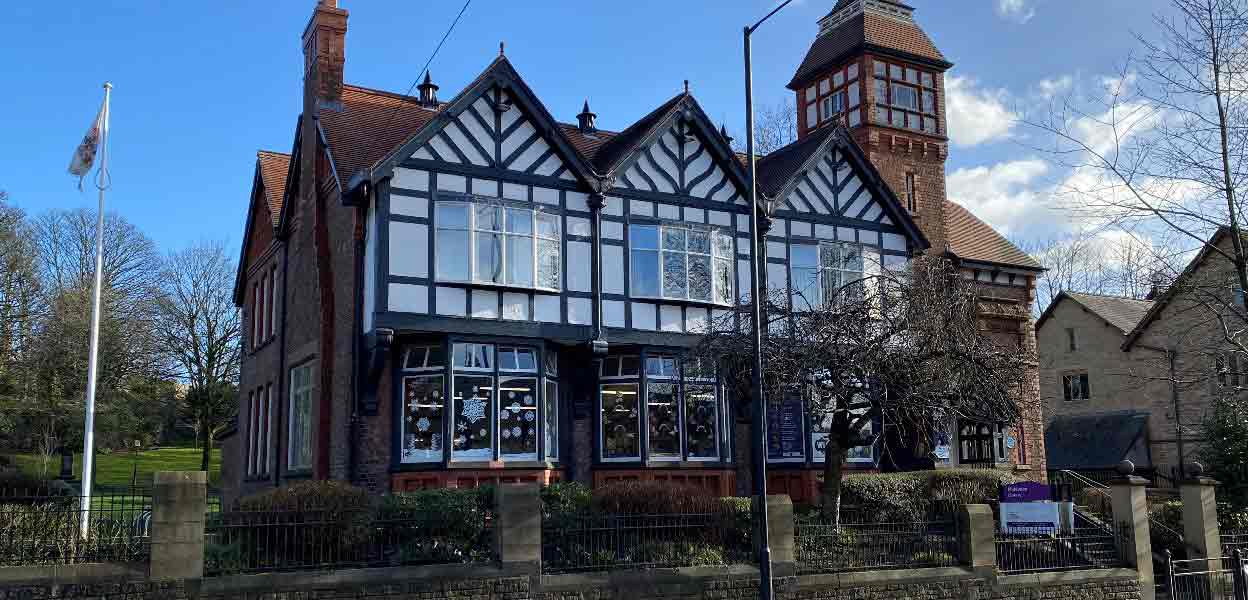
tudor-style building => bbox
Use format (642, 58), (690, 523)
(223, 0), (1047, 504)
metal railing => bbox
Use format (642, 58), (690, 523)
(204, 504), (495, 575)
(795, 513), (958, 574)
(1164, 551), (1248, 600)
(1224, 530), (1248, 557)
(994, 524), (1127, 573)
(0, 486), (152, 566)
(540, 511), (753, 574)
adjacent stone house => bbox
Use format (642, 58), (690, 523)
(1038, 228), (1247, 480)
(221, 0), (1046, 504)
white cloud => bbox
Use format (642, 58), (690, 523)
(947, 159), (1060, 237)
(1036, 75), (1073, 100)
(996, 0), (1036, 24)
(945, 76), (1018, 148)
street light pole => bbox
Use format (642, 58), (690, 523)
(744, 3), (794, 597)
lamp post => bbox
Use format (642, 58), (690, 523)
(744, 3), (794, 598)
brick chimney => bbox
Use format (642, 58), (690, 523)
(303, 0), (348, 113)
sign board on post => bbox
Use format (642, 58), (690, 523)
(999, 482), (1063, 534)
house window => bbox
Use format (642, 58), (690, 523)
(905, 173), (917, 212)
(1062, 373), (1091, 401)
(435, 200), (561, 291)
(811, 392), (875, 464)
(439, 342), (558, 462)
(251, 281), (260, 349)
(630, 223), (734, 305)
(788, 241), (866, 309)
(246, 390), (256, 476)
(288, 364), (314, 471)
(269, 266), (278, 338)
(958, 421), (1003, 464)
(1217, 352), (1243, 387)
(260, 385), (271, 476)
(400, 345), (447, 463)
(599, 354), (722, 462)
(806, 61), (861, 130)
(1066, 328), (1078, 352)
(873, 59), (939, 134)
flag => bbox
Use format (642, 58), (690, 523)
(68, 99), (107, 190)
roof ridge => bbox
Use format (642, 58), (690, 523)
(257, 149), (291, 158)
(342, 82), (429, 106)
(1066, 291), (1152, 303)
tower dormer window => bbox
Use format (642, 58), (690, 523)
(804, 61), (862, 130)
(872, 59), (939, 135)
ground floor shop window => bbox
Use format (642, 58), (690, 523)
(598, 354), (724, 462)
(398, 342), (558, 465)
(769, 392), (876, 466)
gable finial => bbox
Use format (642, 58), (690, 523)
(578, 99), (598, 134)
(417, 70), (439, 107)
(720, 124), (734, 146)
(499, 41), (506, 57)
(684, 79), (690, 94)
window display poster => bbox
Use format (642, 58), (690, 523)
(768, 398), (804, 460)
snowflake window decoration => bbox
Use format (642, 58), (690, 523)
(416, 416), (432, 432)
(524, 411), (535, 422)
(511, 426), (522, 438)
(461, 395), (487, 424)
(502, 428), (511, 439)
(524, 394), (535, 406)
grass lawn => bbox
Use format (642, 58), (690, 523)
(8, 446), (221, 489)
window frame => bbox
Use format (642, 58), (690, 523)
(287, 363), (315, 472)
(598, 352), (725, 463)
(788, 240), (868, 310)
(872, 59), (939, 135)
(629, 222), (735, 306)
(805, 61), (862, 129)
(1062, 372), (1091, 402)
(434, 198), (562, 293)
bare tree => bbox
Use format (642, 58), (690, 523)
(153, 241), (241, 471)
(694, 256), (1029, 522)
(734, 98), (798, 155)
(1017, 230), (1183, 313)
(1025, 0), (1248, 298)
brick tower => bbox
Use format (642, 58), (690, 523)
(789, 0), (953, 251)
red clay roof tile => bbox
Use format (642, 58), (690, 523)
(256, 150), (290, 228)
(944, 200), (1042, 270)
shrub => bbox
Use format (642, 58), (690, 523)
(839, 470), (1021, 521)
(541, 482), (592, 516)
(590, 481), (725, 515)
(380, 487), (495, 564)
(237, 480), (370, 512)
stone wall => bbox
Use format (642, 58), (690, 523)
(0, 565), (1141, 600)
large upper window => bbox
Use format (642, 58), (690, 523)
(599, 354), (722, 462)
(288, 364), (314, 471)
(435, 200), (561, 291)
(630, 223), (734, 305)
(872, 59), (939, 135)
(806, 62), (862, 129)
(400, 342), (558, 464)
(1062, 372), (1090, 402)
(789, 242), (866, 310)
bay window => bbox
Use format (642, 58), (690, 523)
(401, 342), (558, 465)
(435, 200), (561, 291)
(768, 391), (875, 465)
(599, 354), (723, 462)
(630, 223), (734, 305)
(957, 421), (1005, 464)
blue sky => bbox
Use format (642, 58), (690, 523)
(0, 0), (1175, 257)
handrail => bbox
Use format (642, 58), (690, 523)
(1057, 469), (1109, 490)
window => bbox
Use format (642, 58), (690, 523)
(269, 266), (278, 338)
(873, 59), (939, 134)
(1066, 328), (1077, 352)
(806, 62), (861, 130)
(788, 242), (866, 309)
(1217, 352), (1244, 387)
(630, 223), (734, 305)
(599, 354), (722, 462)
(1062, 373), (1090, 402)
(288, 364), (314, 471)
(498, 346), (539, 460)
(905, 173), (917, 212)
(811, 393), (875, 464)
(251, 281), (260, 349)
(400, 345), (447, 463)
(246, 390), (256, 476)
(260, 385), (271, 476)
(957, 421), (998, 464)
(435, 200), (560, 291)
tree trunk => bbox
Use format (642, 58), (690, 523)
(1208, 4), (1248, 295)
(820, 436), (847, 527)
(200, 421), (212, 472)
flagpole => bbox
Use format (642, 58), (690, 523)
(79, 81), (111, 539)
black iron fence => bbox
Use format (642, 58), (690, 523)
(540, 510), (753, 574)
(0, 487), (152, 566)
(1163, 551), (1248, 600)
(795, 511), (958, 574)
(204, 503), (495, 575)
(994, 524), (1126, 573)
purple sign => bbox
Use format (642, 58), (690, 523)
(1000, 482), (1050, 503)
